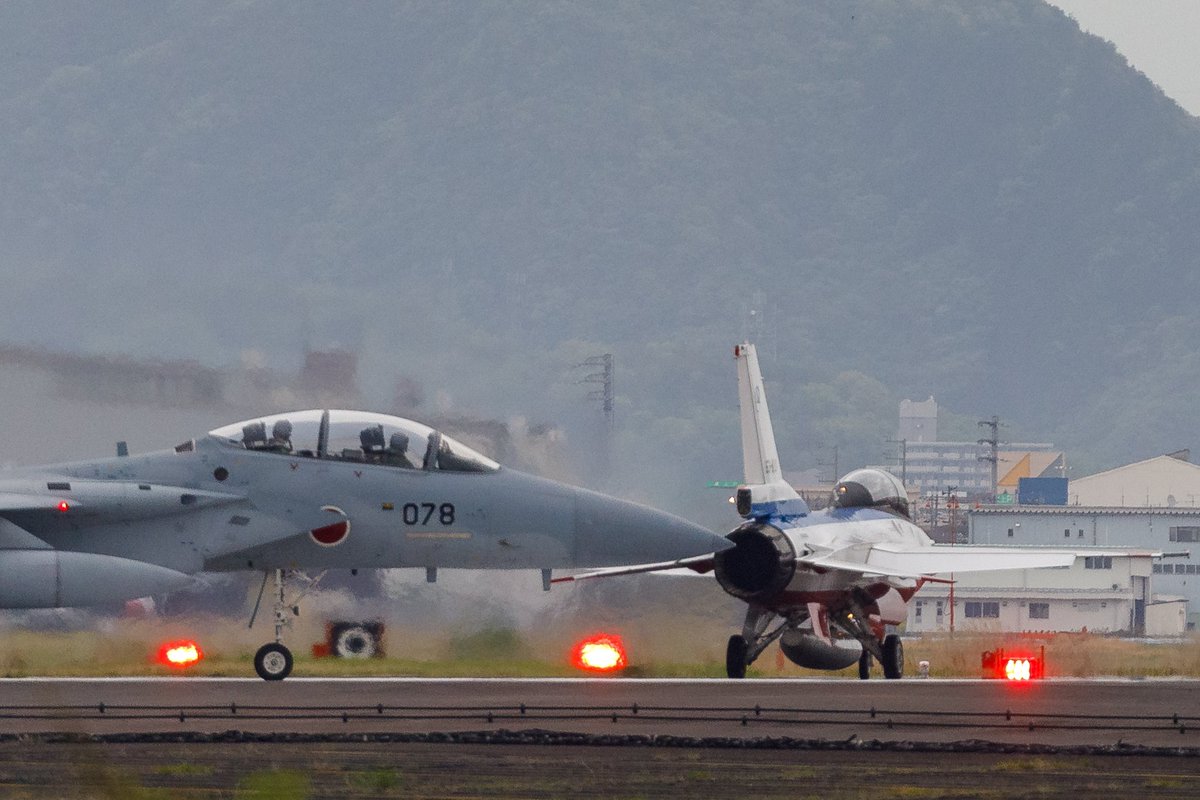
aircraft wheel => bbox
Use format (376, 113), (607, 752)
(881, 634), (904, 679)
(254, 642), (294, 681)
(333, 624), (377, 659)
(725, 635), (748, 679)
(858, 649), (872, 680)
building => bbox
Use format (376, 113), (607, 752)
(1067, 454), (1200, 507)
(899, 397), (938, 443)
(892, 398), (1059, 501)
(899, 441), (1058, 501)
(997, 451), (1066, 500)
(968, 505), (1200, 629)
(906, 551), (1185, 636)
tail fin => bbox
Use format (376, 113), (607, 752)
(735, 343), (799, 502)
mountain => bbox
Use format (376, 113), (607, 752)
(2, 0), (1197, 520)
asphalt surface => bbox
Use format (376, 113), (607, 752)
(1, 677), (1197, 748)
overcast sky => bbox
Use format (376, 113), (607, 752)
(1049, 0), (1200, 116)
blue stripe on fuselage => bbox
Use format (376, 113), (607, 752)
(770, 505), (898, 530)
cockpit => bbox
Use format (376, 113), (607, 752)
(202, 410), (499, 473)
(831, 468), (910, 519)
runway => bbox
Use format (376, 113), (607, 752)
(1, 677), (1197, 748)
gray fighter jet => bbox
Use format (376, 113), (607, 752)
(0, 409), (725, 679)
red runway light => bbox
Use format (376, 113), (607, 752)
(982, 646), (1044, 681)
(1004, 658), (1032, 681)
(157, 640), (204, 668)
(571, 633), (627, 673)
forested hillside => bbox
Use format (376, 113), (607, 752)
(2, 1), (1197, 521)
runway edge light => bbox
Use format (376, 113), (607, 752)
(571, 633), (627, 674)
(157, 640), (204, 669)
(981, 645), (1045, 681)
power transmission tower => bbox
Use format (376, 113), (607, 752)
(817, 446), (839, 485)
(577, 354), (614, 429)
(977, 415), (1000, 503)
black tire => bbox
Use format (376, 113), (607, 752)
(858, 649), (872, 680)
(881, 634), (904, 679)
(726, 635), (748, 679)
(254, 642), (294, 681)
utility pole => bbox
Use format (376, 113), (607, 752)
(977, 415), (1000, 503)
(943, 484), (959, 634)
(945, 485), (959, 543)
(885, 437), (907, 486)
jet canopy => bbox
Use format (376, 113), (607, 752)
(831, 468), (910, 519)
(206, 410), (499, 473)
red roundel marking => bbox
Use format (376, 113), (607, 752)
(311, 519), (350, 546)
(312, 505), (350, 547)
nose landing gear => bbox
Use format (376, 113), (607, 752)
(248, 568), (326, 680)
(254, 641), (294, 681)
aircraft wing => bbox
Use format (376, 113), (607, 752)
(804, 544), (1077, 579)
(550, 554), (716, 584)
(0, 493), (69, 513)
(554, 545), (1080, 585)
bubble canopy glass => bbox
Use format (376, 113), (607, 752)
(207, 410), (499, 472)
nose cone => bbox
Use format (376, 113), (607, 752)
(572, 487), (729, 566)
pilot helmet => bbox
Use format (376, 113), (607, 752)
(360, 425), (385, 449)
(242, 421), (267, 446)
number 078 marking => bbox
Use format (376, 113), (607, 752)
(401, 503), (455, 525)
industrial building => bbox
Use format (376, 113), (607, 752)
(967, 505), (1200, 629)
(905, 551), (1186, 636)
(1066, 453), (1200, 507)
(960, 452), (1200, 630)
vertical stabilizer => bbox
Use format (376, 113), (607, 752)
(735, 344), (799, 501)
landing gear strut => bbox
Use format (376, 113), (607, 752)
(248, 568), (326, 681)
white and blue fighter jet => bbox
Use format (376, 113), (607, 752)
(556, 344), (1076, 679)
(0, 409), (727, 679)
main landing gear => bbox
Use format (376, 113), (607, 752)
(857, 633), (904, 680)
(858, 650), (872, 680)
(248, 568), (326, 680)
(726, 635), (749, 679)
(725, 605), (789, 679)
(881, 633), (904, 679)
(725, 602), (906, 680)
